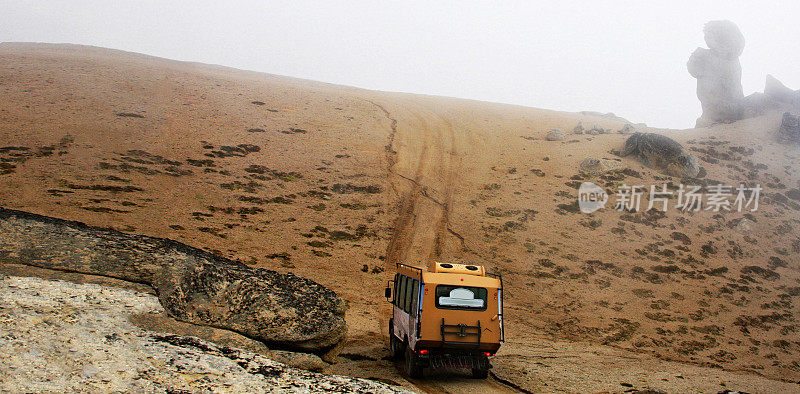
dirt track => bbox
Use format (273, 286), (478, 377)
(377, 98), (468, 267)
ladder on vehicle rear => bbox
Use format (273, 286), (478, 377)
(440, 318), (481, 347)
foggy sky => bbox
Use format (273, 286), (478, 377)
(2, 1), (799, 129)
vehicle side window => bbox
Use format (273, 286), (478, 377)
(393, 274), (400, 306)
(397, 275), (406, 309)
(403, 276), (412, 313)
(410, 279), (419, 316)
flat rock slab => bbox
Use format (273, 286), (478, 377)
(0, 275), (404, 393)
(0, 207), (346, 353)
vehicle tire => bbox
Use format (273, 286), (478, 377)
(471, 367), (489, 379)
(389, 319), (404, 360)
(405, 346), (424, 378)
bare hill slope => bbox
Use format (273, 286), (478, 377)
(1, 43), (799, 388)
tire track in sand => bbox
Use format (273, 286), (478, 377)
(368, 98), (468, 269)
(369, 100), (430, 268)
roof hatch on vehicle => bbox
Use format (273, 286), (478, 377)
(429, 262), (486, 276)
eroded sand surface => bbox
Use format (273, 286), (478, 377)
(1, 43), (799, 392)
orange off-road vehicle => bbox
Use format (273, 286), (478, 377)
(385, 262), (504, 378)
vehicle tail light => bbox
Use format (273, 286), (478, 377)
(418, 349), (428, 355)
(483, 352), (493, 357)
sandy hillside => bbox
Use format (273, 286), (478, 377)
(1, 43), (799, 391)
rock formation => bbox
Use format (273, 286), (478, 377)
(688, 21), (800, 125)
(0, 207), (347, 353)
(687, 20), (746, 127)
(587, 125), (607, 135)
(765, 74), (797, 103)
(618, 124), (637, 134)
(546, 129), (566, 141)
(620, 133), (700, 178)
(777, 112), (800, 143)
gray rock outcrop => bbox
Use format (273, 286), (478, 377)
(687, 20), (746, 127)
(765, 74), (797, 103)
(620, 133), (700, 178)
(743, 75), (800, 118)
(587, 125), (606, 135)
(778, 112), (800, 143)
(0, 207), (347, 353)
(618, 124), (637, 134)
(546, 129), (566, 141)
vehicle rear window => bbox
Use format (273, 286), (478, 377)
(435, 285), (487, 311)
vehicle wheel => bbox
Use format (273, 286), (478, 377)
(389, 320), (404, 360)
(471, 367), (489, 379)
(405, 346), (424, 378)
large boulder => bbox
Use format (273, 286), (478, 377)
(687, 20), (746, 127)
(546, 129), (567, 141)
(620, 133), (700, 178)
(777, 112), (800, 143)
(0, 207), (347, 353)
